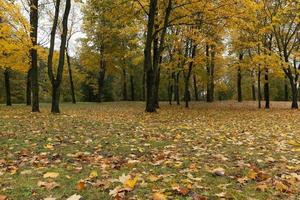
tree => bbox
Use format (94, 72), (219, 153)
(30, 0), (40, 112)
(0, 1), (31, 106)
(47, 0), (71, 113)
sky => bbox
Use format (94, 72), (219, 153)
(17, 0), (84, 57)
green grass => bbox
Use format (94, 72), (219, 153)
(0, 101), (299, 199)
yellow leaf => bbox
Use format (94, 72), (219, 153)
(43, 172), (59, 179)
(89, 170), (98, 179)
(247, 170), (257, 180)
(124, 176), (138, 189)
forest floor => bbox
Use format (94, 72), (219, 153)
(0, 101), (300, 200)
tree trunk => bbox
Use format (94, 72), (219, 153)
(26, 69), (32, 106)
(30, 0), (39, 112)
(264, 68), (270, 109)
(142, 71), (145, 101)
(237, 53), (243, 102)
(144, 0), (157, 112)
(184, 44), (196, 108)
(193, 74), (198, 101)
(237, 66), (242, 102)
(51, 83), (60, 113)
(130, 75), (135, 101)
(154, 66), (160, 108)
(66, 50), (76, 104)
(47, 0), (71, 113)
(291, 81), (298, 109)
(122, 68), (127, 101)
(174, 72), (180, 105)
(206, 45), (211, 102)
(168, 72), (173, 105)
(184, 78), (190, 108)
(98, 68), (105, 102)
(210, 45), (215, 102)
(258, 67), (262, 109)
(144, 0), (171, 112)
(4, 69), (11, 106)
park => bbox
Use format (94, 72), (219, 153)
(0, 0), (300, 199)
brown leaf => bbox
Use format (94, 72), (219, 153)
(153, 192), (167, 200)
(0, 195), (8, 200)
(38, 181), (60, 190)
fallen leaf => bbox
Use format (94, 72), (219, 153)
(76, 180), (86, 191)
(256, 184), (268, 192)
(0, 195), (8, 200)
(44, 197), (56, 200)
(124, 176), (138, 189)
(66, 194), (83, 200)
(153, 192), (167, 200)
(212, 167), (225, 176)
(89, 170), (98, 179)
(274, 181), (289, 193)
(38, 181), (60, 190)
(247, 170), (258, 180)
(43, 172), (59, 179)
(148, 175), (160, 182)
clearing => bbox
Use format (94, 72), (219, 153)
(0, 102), (299, 200)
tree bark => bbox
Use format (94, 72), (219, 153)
(193, 74), (198, 101)
(264, 68), (270, 109)
(237, 53), (243, 102)
(290, 81), (298, 109)
(98, 63), (106, 102)
(174, 71), (180, 105)
(4, 69), (11, 106)
(26, 69), (32, 106)
(66, 50), (76, 104)
(51, 83), (60, 113)
(130, 75), (135, 101)
(207, 46), (216, 102)
(142, 71), (145, 101)
(154, 66), (160, 108)
(144, 0), (157, 112)
(122, 68), (127, 101)
(258, 66), (262, 109)
(30, 0), (39, 112)
(237, 66), (242, 102)
(168, 72), (173, 105)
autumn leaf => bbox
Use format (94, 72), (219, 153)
(38, 181), (60, 190)
(89, 170), (98, 179)
(256, 184), (268, 192)
(66, 194), (83, 200)
(0, 195), (8, 200)
(76, 180), (86, 191)
(153, 192), (167, 200)
(212, 167), (225, 176)
(124, 176), (138, 190)
(43, 172), (59, 179)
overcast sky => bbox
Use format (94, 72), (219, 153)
(17, 0), (84, 57)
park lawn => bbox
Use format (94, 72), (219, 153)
(0, 102), (299, 200)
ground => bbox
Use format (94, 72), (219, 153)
(0, 102), (299, 200)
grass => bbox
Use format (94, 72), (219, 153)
(0, 101), (300, 200)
